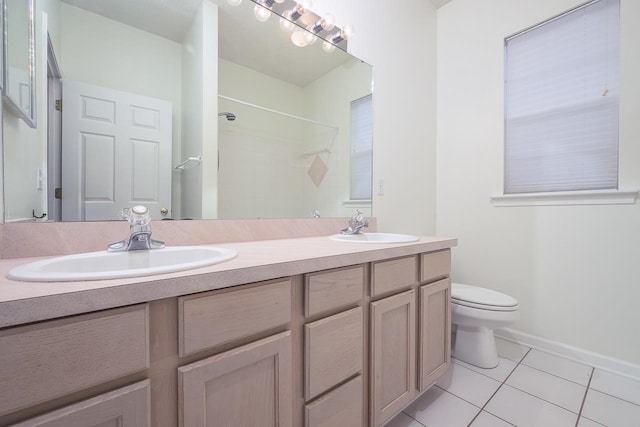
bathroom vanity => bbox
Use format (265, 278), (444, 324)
(0, 234), (455, 427)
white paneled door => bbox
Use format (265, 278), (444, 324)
(61, 80), (172, 221)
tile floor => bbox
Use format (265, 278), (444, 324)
(385, 337), (640, 427)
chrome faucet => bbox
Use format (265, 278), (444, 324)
(340, 209), (369, 235)
(107, 206), (165, 251)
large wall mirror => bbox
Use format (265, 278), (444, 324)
(2, 0), (37, 128)
(1, 0), (373, 222)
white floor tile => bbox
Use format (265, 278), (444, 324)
(505, 364), (586, 412)
(522, 349), (592, 386)
(581, 389), (640, 427)
(485, 384), (578, 427)
(470, 411), (515, 427)
(495, 337), (530, 363)
(404, 386), (480, 427)
(453, 356), (518, 382)
(436, 362), (502, 407)
(590, 369), (640, 406)
(383, 412), (424, 427)
(577, 416), (606, 426)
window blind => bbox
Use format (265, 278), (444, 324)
(504, 0), (620, 194)
(350, 94), (373, 200)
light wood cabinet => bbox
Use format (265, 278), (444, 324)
(419, 278), (451, 391)
(370, 290), (416, 427)
(0, 247), (452, 427)
(10, 380), (150, 427)
(179, 331), (292, 427)
(369, 250), (452, 426)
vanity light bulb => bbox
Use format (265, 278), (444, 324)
(226, 0), (242, 5)
(254, 4), (271, 22)
(279, 17), (294, 32)
(291, 28), (308, 47)
(322, 40), (335, 53)
(303, 29), (317, 45)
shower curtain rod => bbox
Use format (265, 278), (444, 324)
(218, 95), (339, 131)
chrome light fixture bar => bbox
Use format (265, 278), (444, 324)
(238, 0), (351, 52)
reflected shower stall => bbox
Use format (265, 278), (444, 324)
(217, 95), (339, 219)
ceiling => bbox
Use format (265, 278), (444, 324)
(61, 0), (353, 87)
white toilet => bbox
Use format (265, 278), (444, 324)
(451, 283), (520, 368)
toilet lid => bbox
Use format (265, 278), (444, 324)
(452, 283), (518, 309)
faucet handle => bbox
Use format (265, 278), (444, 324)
(121, 205), (151, 227)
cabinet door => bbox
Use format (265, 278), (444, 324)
(11, 380), (150, 427)
(179, 331), (292, 427)
(370, 290), (416, 427)
(419, 278), (451, 391)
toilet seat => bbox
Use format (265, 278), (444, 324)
(452, 283), (518, 312)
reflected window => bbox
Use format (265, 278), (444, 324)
(350, 94), (373, 200)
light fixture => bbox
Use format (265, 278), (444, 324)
(330, 24), (354, 44)
(290, 28), (308, 47)
(279, 17), (294, 32)
(227, 0), (242, 5)
(303, 29), (317, 45)
(254, 2), (271, 22)
(243, 0), (353, 52)
(321, 40), (335, 53)
(310, 13), (335, 33)
(286, 0), (312, 22)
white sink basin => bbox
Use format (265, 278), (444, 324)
(7, 246), (238, 282)
(329, 233), (419, 244)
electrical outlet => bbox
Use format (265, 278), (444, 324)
(377, 179), (384, 196)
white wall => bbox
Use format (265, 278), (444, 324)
(181, 1), (218, 219)
(314, 0), (439, 235)
(436, 0), (640, 364)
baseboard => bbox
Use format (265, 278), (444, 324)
(495, 328), (640, 382)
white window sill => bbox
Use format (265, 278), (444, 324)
(490, 189), (638, 207)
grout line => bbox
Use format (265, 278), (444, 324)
(587, 387), (640, 408)
(575, 368), (594, 427)
(518, 361), (592, 387)
(465, 347), (532, 426)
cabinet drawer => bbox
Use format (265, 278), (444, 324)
(304, 307), (363, 401)
(421, 250), (451, 283)
(0, 304), (149, 417)
(305, 375), (363, 427)
(305, 265), (364, 317)
(11, 380), (150, 427)
(371, 255), (418, 298)
(179, 279), (291, 356)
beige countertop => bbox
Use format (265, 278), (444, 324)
(0, 235), (456, 329)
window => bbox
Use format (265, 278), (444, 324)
(350, 94), (373, 200)
(504, 0), (620, 194)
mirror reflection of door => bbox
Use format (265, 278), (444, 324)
(61, 80), (172, 221)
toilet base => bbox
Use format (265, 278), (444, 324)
(453, 325), (499, 368)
